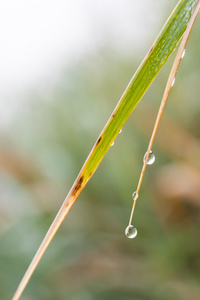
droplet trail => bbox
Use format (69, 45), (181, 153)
(132, 191), (138, 201)
(143, 150), (155, 165)
(181, 49), (185, 58)
(125, 225), (137, 239)
(171, 77), (175, 87)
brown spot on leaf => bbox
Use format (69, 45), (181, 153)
(96, 136), (102, 147)
(112, 113), (116, 118)
(149, 45), (154, 54)
(71, 175), (84, 197)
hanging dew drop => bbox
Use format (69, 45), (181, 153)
(171, 77), (175, 87)
(181, 49), (185, 58)
(132, 191), (138, 201)
(143, 150), (155, 165)
(125, 225), (137, 239)
(111, 141), (114, 146)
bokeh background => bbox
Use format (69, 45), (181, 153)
(0, 1), (200, 299)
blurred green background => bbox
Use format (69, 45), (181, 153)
(0, 1), (200, 299)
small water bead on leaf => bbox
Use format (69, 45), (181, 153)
(125, 225), (137, 239)
(171, 77), (175, 87)
(181, 49), (185, 58)
(111, 141), (114, 146)
(119, 128), (122, 134)
(143, 150), (155, 165)
(132, 191), (138, 201)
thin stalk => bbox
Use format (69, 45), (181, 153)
(128, 0), (200, 227)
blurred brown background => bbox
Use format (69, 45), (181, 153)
(0, 1), (200, 299)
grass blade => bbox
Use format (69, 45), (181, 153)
(13, 0), (198, 299)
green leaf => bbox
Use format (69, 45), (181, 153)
(78, 0), (197, 187)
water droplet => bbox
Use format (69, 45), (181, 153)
(125, 225), (137, 239)
(119, 128), (122, 134)
(111, 141), (114, 146)
(143, 150), (155, 165)
(171, 77), (175, 87)
(181, 49), (185, 58)
(132, 191), (138, 201)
